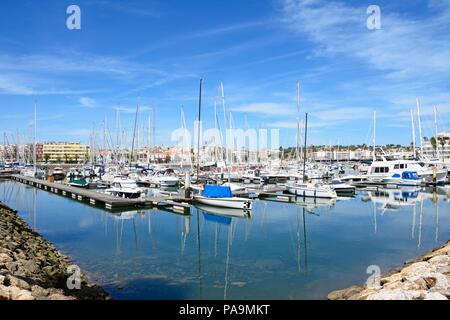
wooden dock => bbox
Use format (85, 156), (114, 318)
(10, 175), (191, 214)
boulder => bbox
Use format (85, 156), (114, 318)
(327, 285), (363, 300)
(424, 292), (448, 300)
(31, 285), (49, 298)
(0, 285), (10, 300)
(48, 294), (76, 300)
(0, 253), (13, 263)
(8, 287), (34, 300)
(6, 275), (31, 290)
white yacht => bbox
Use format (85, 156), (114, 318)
(383, 171), (421, 186)
(147, 169), (179, 187)
(105, 178), (145, 199)
(287, 182), (337, 199)
(367, 159), (447, 184)
(330, 179), (356, 195)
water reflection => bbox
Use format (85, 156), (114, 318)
(0, 179), (449, 300)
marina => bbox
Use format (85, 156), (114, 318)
(1, 0), (450, 304)
(0, 178), (448, 300)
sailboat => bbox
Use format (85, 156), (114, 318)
(22, 101), (45, 179)
(287, 110), (337, 199)
(192, 79), (253, 209)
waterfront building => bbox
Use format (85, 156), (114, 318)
(422, 132), (450, 161)
(42, 142), (90, 163)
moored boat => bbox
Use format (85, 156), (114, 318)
(383, 171), (421, 186)
(194, 185), (253, 210)
(52, 167), (66, 181)
(105, 177), (145, 199)
(287, 182), (337, 199)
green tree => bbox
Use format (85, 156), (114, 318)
(430, 137), (437, 156)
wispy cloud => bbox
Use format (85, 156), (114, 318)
(231, 103), (295, 116)
(281, 0), (450, 80)
(89, 0), (161, 17)
(79, 97), (96, 107)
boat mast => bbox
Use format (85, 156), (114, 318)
(196, 79), (203, 181)
(296, 82), (301, 163)
(410, 109), (416, 158)
(416, 98), (424, 156)
(33, 100), (37, 174)
(433, 105), (439, 159)
(220, 82), (227, 163)
(372, 110), (376, 162)
(302, 113), (308, 183)
(130, 99), (140, 167)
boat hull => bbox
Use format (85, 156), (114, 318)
(194, 196), (253, 210)
(288, 186), (337, 199)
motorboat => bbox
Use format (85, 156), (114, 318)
(330, 179), (356, 195)
(21, 167), (45, 179)
(287, 182), (337, 199)
(194, 185), (253, 210)
(52, 167), (66, 181)
(367, 159), (447, 184)
(105, 177), (145, 199)
(241, 169), (267, 184)
(383, 171), (421, 186)
(146, 169), (179, 187)
(68, 177), (89, 188)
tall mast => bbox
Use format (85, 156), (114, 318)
(214, 99), (219, 162)
(296, 82), (301, 163)
(115, 105), (121, 163)
(33, 100), (37, 173)
(196, 79), (203, 180)
(433, 105), (439, 159)
(302, 113), (308, 183)
(373, 110), (376, 162)
(410, 109), (416, 158)
(130, 99), (140, 167)
(220, 82), (227, 162)
(416, 98), (423, 155)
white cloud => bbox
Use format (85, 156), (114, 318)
(231, 103), (295, 116)
(79, 97), (96, 107)
(281, 0), (450, 80)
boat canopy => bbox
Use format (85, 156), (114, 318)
(402, 171), (419, 180)
(202, 185), (233, 198)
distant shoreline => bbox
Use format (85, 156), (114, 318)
(0, 202), (109, 300)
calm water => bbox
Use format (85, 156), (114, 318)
(0, 180), (449, 300)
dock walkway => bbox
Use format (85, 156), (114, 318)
(10, 175), (191, 213)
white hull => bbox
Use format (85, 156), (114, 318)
(194, 196), (253, 210)
(288, 185), (337, 199)
(382, 178), (421, 186)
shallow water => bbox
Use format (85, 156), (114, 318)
(0, 180), (449, 299)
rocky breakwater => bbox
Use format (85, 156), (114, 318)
(328, 241), (450, 300)
(0, 203), (108, 300)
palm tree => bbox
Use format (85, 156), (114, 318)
(438, 137), (446, 161)
(430, 137), (437, 157)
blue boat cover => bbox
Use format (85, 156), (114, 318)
(203, 213), (231, 225)
(402, 171), (419, 180)
(202, 185), (233, 198)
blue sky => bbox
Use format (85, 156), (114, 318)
(0, 0), (449, 147)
